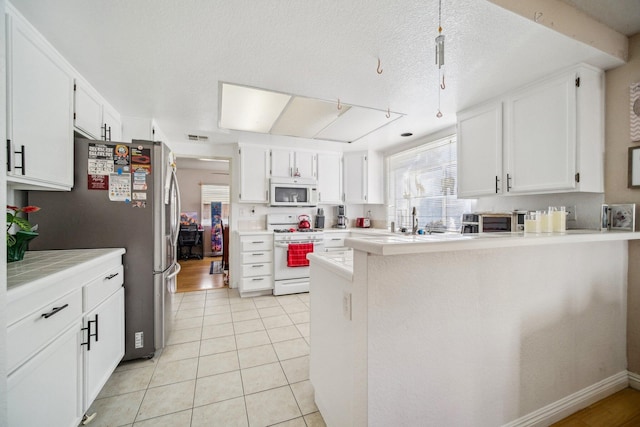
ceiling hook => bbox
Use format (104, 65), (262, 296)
(386, 108), (391, 119)
(337, 98), (342, 110)
(377, 58), (383, 75)
(440, 75), (446, 90)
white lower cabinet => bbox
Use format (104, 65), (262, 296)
(238, 234), (274, 294)
(83, 287), (125, 409)
(6, 249), (126, 426)
(8, 323), (82, 427)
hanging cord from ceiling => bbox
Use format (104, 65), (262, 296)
(435, 0), (445, 118)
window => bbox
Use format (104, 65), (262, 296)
(387, 136), (474, 232)
(201, 184), (230, 226)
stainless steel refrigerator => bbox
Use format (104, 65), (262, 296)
(29, 137), (181, 361)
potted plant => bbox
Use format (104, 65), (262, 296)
(6, 205), (40, 262)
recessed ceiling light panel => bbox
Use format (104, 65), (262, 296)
(220, 83), (291, 133)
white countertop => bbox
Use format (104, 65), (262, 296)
(308, 249), (354, 281)
(344, 230), (640, 256)
(7, 249), (126, 297)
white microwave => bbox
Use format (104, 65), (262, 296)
(270, 177), (318, 207)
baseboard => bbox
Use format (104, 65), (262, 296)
(502, 371), (629, 427)
(629, 371), (640, 390)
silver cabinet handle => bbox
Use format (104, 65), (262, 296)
(252, 264), (264, 268)
(252, 277), (265, 281)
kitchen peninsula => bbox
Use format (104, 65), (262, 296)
(308, 231), (640, 427)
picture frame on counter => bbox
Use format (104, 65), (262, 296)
(601, 204), (636, 231)
(610, 204), (636, 231)
(628, 146), (640, 188)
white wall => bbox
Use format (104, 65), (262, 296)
(0, 0), (8, 422)
(364, 241), (628, 425)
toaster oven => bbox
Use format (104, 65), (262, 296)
(461, 213), (516, 233)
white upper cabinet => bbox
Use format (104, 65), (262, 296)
(103, 103), (123, 142)
(239, 144), (270, 203)
(457, 101), (503, 198)
(6, 5), (74, 190)
(456, 64), (604, 198)
(74, 81), (104, 139)
(505, 72), (577, 193)
(270, 149), (316, 179)
(343, 150), (383, 204)
(317, 152), (343, 204)
(74, 78), (122, 142)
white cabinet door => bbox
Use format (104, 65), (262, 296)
(239, 145), (270, 203)
(7, 9), (74, 190)
(74, 80), (103, 140)
(270, 149), (316, 178)
(294, 151), (316, 179)
(343, 153), (365, 203)
(505, 72), (577, 193)
(103, 103), (122, 142)
(457, 101), (503, 197)
(271, 148), (294, 177)
(343, 151), (383, 204)
(8, 324), (82, 427)
(83, 287), (125, 410)
(317, 152), (342, 204)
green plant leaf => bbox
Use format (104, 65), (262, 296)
(7, 234), (16, 247)
(6, 212), (14, 223)
(12, 216), (31, 231)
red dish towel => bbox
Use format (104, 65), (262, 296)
(287, 243), (314, 267)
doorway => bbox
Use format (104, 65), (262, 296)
(174, 157), (231, 293)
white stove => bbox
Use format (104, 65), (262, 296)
(267, 214), (324, 295)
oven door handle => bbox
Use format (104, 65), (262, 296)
(274, 242), (323, 249)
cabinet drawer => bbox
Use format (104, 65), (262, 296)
(324, 234), (349, 248)
(241, 262), (273, 278)
(241, 251), (272, 264)
(84, 264), (124, 311)
(241, 236), (273, 252)
(8, 288), (82, 373)
(241, 276), (274, 292)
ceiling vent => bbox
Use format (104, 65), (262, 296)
(187, 134), (209, 142)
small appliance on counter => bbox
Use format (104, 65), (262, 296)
(315, 208), (325, 229)
(356, 217), (371, 228)
(298, 214), (311, 229)
(461, 212), (520, 233)
(336, 205), (347, 229)
(356, 210), (372, 228)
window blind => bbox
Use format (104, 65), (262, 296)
(201, 185), (230, 204)
(388, 136), (474, 232)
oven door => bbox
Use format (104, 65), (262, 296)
(274, 240), (324, 280)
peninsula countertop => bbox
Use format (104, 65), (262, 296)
(7, 248), (126, 297)
(344, 230), (640, 256)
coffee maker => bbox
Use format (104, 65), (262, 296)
(336, 205), (347, 229)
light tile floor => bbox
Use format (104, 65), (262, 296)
(87, 289), (326, 427)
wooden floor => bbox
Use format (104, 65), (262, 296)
(174, 256), (640, 423)
(552, 388), (640, 426)
(176, 256), (227, 293)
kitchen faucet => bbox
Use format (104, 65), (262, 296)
(412, 207), (418, 235)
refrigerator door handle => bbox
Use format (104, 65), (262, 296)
(167, 262), (182, 280)
(170, 168), (181, 247)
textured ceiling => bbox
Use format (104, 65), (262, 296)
(10, 0), (633, 152)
